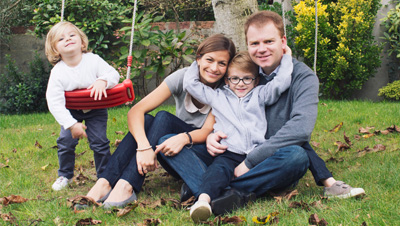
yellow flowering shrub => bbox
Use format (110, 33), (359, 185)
(293, 0), (382, 99)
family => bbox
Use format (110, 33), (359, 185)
(45, 10), (365, 222)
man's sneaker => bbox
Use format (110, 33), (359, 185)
(52, 176), (72, 191)
(211, 188), (256, 216)
(190, 200), (212, 223)
(324, 181), (366, 199)
(180, 183), (194, 203)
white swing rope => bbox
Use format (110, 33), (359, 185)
(126, 0), (138, 80)
(59, 0), (138, 80)
(61, 0), (65, 21)
(314, 0), (318, 75)
(281, 0), (286, 37)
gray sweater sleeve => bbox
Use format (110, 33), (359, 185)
(183, 61), (215, 105)
(259, 54), (293, 106)
(245, 59), (319, 169)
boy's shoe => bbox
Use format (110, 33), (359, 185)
(324, 181), (366, 199)
(52, 176), (72, 191)
(190, 200), (212, 223)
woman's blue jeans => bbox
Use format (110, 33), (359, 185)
(158, 135), (310, 197)
(98, 111), (197, 193)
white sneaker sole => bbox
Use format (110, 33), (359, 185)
(328, 188), (366, 199)
(190, 206), (211, 223)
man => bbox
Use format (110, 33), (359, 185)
(206, 11), (365, 215)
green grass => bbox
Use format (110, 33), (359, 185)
(0, 101), (399, 225)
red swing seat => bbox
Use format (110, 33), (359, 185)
(65, 79), (134, 110)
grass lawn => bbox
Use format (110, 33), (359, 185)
(0, 100), (399, 225)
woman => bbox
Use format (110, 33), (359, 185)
(82, 34), (236, 209)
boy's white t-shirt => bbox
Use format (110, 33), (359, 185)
(46, 53), (120, 129)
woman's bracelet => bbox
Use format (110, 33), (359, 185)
(185, 132), (193, 149)
(136, 146), (152, 152)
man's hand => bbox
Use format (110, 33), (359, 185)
(69, 122), (87, 139)
(206, 131), (228, 156)
(88, 79), (107, 100)
(234, 161), (250, 178)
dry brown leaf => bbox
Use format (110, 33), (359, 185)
(180, 196), (195, 208)
(270, 189), (298, 203)
(311, 141), (320, 148)
(321, 102), (327, 106)
(35, 140), (42, 149)
(12, 148), (17, 153)
(115, 131), (125, 135)
(117, 202), (138, 217)
(354, 135), (361, 140)
(67, 195), (100, 209)
(1, 212), (17, 224)
(344, 132), (352, 146)
(0, 195), (29, 206)
(372, 144), (386, 152)
(114, 139), (122, 147)
(334, 141), (350, 152)
(214, 215), (245, 224)
(141, 218), (162, 226)
(75, 218), (102, 225)
(309, 213), (328, 225)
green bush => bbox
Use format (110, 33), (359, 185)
(378, 80), (400, 100)
(30, 0), (134, 61)
(113, 12), (197, 98)
(0, 54), (50, 114)
(381, 0), (400, 82)
(293, 0), (382, 99)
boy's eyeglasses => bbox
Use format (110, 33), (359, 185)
(227, 76), (256, 85)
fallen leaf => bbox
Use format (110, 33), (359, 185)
(359, 127), (374, 134)
(214, 215), (246, 224)
(270, 190), (298, 203)
(141, 218), (161, 226)
(252, 212), (279, 225)
(328, 122), (343, 133)
(75, 218), (102, 225)
(309, 213), (329, 226)
(0, 195), (29, 206)
(311, 141), (320, 148)
(354, 135), (361, 140)
(114, 139), (122, 147)
(41, 164), (49, 171)
(115, 131), (125, 135)
(180, 196), (195, 208)
(372, 144), (386, 152)
(344, 132), (352, 146)
(334, 141), (350, 152)
(0, 212), (17, 224)
(112, 117), (117, 122)
(117, 202), (138, 217)
(12, 149), (17, 153)
(362, 133), (374, 138)
(321, 103), (327, 106)
(35, 141), (42, 149)
(67, 195), (100, 210)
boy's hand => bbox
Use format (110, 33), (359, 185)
(69, 122), (87, 139)
(88, 79), (107, 100)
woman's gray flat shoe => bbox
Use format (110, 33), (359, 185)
(102, 192), (137, 209)
(97, 189), (112, 203)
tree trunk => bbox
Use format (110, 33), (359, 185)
(212, 0), (258, 51)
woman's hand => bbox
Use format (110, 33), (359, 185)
(88, 79), (107, 100)
(136, 150), (158, 176)
(154, 133), (188, 157)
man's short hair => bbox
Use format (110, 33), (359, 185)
(244, 11), (285, 40)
